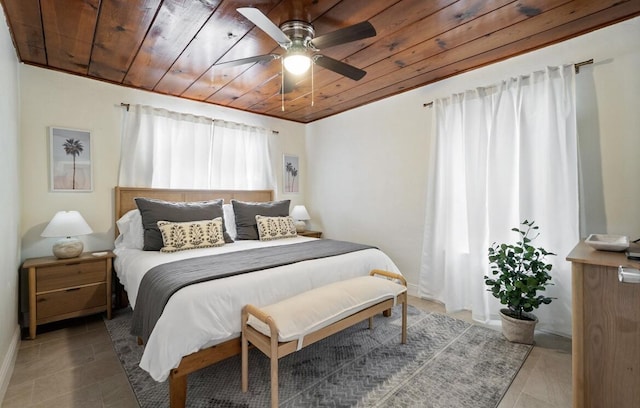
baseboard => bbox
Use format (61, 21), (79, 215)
(0, 324), (21, 403)
(536, 327), (572, 339)
(407, 282), (419, 297)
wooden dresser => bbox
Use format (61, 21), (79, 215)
(567, 242), (640, 408)
(22, 251), (114, 339)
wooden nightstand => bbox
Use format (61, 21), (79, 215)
(22, 250), (114, 339)
(299, 230), (322, 238)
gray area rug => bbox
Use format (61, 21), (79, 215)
(105, 305), (531, 407)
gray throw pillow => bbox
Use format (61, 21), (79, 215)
(135, 197), (233, 251)
(231, 199), (291, 240)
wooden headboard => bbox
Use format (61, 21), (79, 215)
(114, 186), (274, 230)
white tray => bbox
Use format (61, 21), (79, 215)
(585, 234), (629, 252)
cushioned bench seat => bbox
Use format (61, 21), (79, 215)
(241, 269), (408, 408)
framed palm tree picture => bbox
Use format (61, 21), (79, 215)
(49, 127), (93, 192)
(283, 154), (299, 193)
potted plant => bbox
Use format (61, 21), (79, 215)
(485, 220), (555, 344)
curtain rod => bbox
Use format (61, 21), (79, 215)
(574, 58), (594, 73)
(422, 59), (594, 108)
(118, 102), (279, 134)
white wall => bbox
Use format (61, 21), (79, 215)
(306, 90), (430, 296)
(307, 17), (640, 335)
(19, 67), (307, 261)
(0, 4), (22, 401)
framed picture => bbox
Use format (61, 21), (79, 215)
(49, 127), (93, 192)
(283, 154), (299, 194)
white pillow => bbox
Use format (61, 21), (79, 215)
(115, 209), (144, 250)
(223, 204), (237, 240)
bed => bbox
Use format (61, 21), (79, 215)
(112, 186), (401, 408)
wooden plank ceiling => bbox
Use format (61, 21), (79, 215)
(2, 0), (639, 123)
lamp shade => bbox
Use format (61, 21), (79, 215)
(290, 205), (310, 233)
(41, 211), (93, 238)
(290, 205), (311, 221)
(41, 211), (93, 259)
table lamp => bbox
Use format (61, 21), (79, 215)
(290, 205), (311, 232)
(41, 211), (93, 258)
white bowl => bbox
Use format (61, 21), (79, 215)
(585, 234), (629, 252)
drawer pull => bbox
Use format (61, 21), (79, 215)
(618, 266), (640, 283)
(66, 287), (82, 292)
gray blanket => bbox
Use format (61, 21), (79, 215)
(131, 239), (375, 343)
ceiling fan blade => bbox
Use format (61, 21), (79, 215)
(310, 21), (376, 50)
(214, 54), (278, 68)
(237, 7), (291, 47)
(314, 55), (367, 81)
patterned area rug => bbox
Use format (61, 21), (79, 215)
(105, 305), (531, 407)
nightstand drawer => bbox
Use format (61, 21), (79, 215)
(36, 284), (107, 320)
(24, 250), (114, 339)
(299, 230), (322, 238)
(36, 261), (105, 292)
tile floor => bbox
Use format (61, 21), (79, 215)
(2, 296), (572, 407)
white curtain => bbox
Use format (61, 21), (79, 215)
(118, 105), (274, 189)
(210, 120), (274, 189)
(420, 65), (579, 336)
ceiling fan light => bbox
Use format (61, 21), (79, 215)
(283, 54), (311, 75)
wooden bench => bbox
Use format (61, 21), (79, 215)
(241, 269), (408, 408)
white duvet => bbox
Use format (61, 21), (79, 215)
(113, 236), (400, 381)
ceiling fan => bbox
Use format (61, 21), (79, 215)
(215, 7), (376, 89)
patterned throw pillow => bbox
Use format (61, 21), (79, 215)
(255, 215), (297, 241)
(157, 218), (226, 252)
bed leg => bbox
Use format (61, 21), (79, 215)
(241, 308), (249, 393)
(113, 276), (129, 309)
(169, 370), (187, 408)
(383, 308), (392, 317)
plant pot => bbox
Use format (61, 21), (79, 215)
(499, 309), (538, 345)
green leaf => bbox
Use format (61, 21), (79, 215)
(485, 219), (555, 315)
